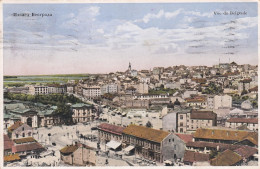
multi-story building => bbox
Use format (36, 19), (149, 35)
(101, 84), (118, 95)
(185, 97), (207, 109)
(122, 125), (176, 163)
(133, 94), (168, 100)
(7, 121), (33, 139)
(225, 118), (258, 131)
(135, 83), (149, 94)
(214, 95), (232, 109)
(72, 103), (94, 123)
(67, 84), (75, 94)
(177, 110), (217, 133)
(207, 95), (214, 110)
(238, 79), (252, 94)
(28, 85), (48, 95)
(48, 84), (66, 94)
(82, 86), (101, 98)
(193, 128), (258, 147)
(97, 123), (125, 143)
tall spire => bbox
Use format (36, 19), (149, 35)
(128, 62), (131, 71)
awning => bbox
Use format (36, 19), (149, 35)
(106, 140), (121, 150)
(123, 145), (135, 152)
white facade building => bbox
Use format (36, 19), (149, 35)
(213, 95), (232, 109)
(83, 86), (101, 98)
(101, 84), (118, 95)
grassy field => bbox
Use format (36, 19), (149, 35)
(3, 74), (90, 87)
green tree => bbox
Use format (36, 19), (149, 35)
(55, 103), (73, 125)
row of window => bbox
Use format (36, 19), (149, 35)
(16, 132), (31, 138)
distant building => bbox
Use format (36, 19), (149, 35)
(135, 83), (149, 94)
(101, 84), (118, 95)
(185, 97), (207, 109)
(48, 84), (66, 94)
(214, 95), (232, 109)
(225, 118), (258, 131)
(82, 86), (101, 98)
(241, 100), (253, 110)
(207, 95), (214, 110)
(67, 84), (75, 94)
(28, 85), (48, 95)
(60, 143), (96, 166)
(177, 110), (217, 133)
(72, 103), (94, 123)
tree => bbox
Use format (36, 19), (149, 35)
(241, 89), (248, 96)
(55, 103), (73, 125)
(146, 121), (153, 128)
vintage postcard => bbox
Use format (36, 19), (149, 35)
(0, 0), (259, 168)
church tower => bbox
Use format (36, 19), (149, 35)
(128, 62), (132, 72)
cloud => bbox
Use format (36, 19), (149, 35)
(135, 9), (183, 23)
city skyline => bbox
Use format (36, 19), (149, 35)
(3, 61), (258, 76)
(3, 3), (258, 75)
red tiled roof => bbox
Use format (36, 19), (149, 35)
(194, 128), (257, 142)
(227, 118), (258, 124)
(233, 146), (258, 159)
(4, 154), (20, 162)
(13, 137), (37, 144)
(175, 133), (193, 143)
(186, 141), (241, 151)
(123, 125), (170, 143)
(12, 143), (44, 153)
(249, 86), (258, 92)
(239, 79), (252, 83)
(210, 149), (242, 166)
(8, 121), (23, 133)
(190, 110), (217, 120)
(4, 134), (14, 150)
(183, 150), (209, 163)
(98, 123), (125, 136)
(185, 97), (206, 103)
(60, 145), (78, 155)
(191, 78), (207, 84)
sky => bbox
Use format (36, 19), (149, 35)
(3, 3), (258, 75)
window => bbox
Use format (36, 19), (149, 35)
(16, 134), (18, 138)
(180, 115), (183, 120)
(22, 133), (25, 137)
(180, 128), (183, 133)
(169, 139), (171, 142)
(180, 122), (183, 127)
(22, 127), (24, 131)
(172, 139), (174, 142)
(192, 120), (193, 123)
